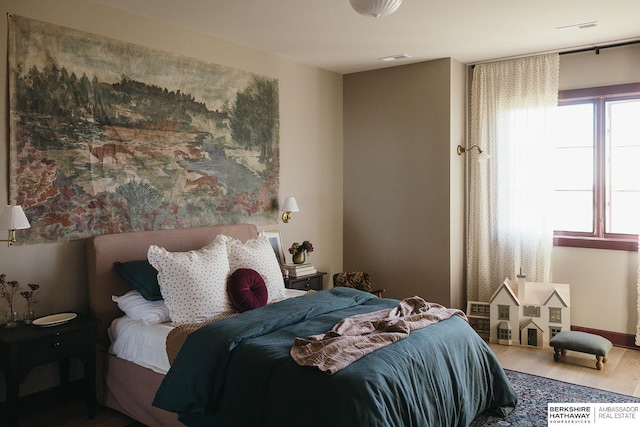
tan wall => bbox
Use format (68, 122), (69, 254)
(449, 59), (467, 309)
(0, 0), (343, 398)
(343, 58), (466, 307)
(553, 44), (640, 335)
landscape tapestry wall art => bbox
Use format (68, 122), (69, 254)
(8, 15), (279, 244)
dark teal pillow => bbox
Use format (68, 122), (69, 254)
(114, 260), (162, 301)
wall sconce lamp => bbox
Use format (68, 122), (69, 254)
(281, 197), (299, 223)
(0, 205), (31, 246)
(457, 144), (490, 161)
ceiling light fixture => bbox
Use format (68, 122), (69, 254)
(349, 0), (402, 18)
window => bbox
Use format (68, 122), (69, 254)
(469, 302), (490, 317)
(497, 322), (512, 340)
(498, 305), (510, 320)
(549, 307), (562, 323)
(550, 327), (562, 338)
(469, 318), (490, 336)
(498, 328), (511, 340)
(551, 83), (640, 251)
(523, 306), (540, 317)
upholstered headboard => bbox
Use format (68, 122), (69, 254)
(86, 224), (258, 349)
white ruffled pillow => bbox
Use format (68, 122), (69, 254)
(218, 234), (285, 303)
(147, 239), (232, 324)
(112, 290), (170, 324)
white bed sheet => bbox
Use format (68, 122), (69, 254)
(109, 316), (174, 374)
(109, 288), (308, 374)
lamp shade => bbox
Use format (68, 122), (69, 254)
(478, 151), (491, 162)
(281, 197), (299, 213)
(349, 0), (402, 17)
(0, 205), (31, 230)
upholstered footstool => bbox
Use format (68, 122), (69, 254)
(549, 331), (613, 370)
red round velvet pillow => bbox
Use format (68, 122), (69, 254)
(227, 268), (268, 312)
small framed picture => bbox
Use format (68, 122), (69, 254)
(261, 230), (286, 266)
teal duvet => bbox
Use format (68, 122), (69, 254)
(153, 288), (517, 427)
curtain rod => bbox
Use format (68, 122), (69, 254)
(559, 39), (640, 55)
(471, 38), (640, 67)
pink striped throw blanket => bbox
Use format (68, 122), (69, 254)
(290, 296), (467, 374)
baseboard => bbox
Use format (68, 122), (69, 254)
(571, 325), (638, 350)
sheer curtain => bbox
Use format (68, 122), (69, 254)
(637, 247), (640, 345)
(467, 54), (560, 302)
(636, 237), (640, 346)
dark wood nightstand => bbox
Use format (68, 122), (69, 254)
(285, 272), (326, 292)
(0, 314), (96, 427)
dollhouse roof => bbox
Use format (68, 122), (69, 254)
(543, 288), (570, 307)
(489, 281), (520, 306)
(489, 278), (570, 308)
(498, 321), (511, 330)
(520, 319), (544, 332)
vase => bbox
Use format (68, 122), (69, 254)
(293, 251), (306, 264)
(23, 309), (35, 325)
(5, 307), (19, 328)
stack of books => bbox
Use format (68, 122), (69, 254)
(283, 263), (317, 277)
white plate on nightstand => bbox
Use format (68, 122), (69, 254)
(33, 312), (77, 327)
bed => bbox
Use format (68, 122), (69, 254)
(86, 223), (517, 427)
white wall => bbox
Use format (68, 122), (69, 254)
(0, 0), (343, 398)
(553, 44), (640, 335)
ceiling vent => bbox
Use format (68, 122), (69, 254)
(557, 21), (598, 31)
(379, 53), (411, 62)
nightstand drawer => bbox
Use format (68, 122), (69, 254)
(20, 329), (88, 362)
(285, 272), (326, 291)
(0, 314), (96, 427)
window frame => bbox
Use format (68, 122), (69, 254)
(553, 82), (640, 251)
(549, 327), (562, 338)
(498, 327), (511, 340)
(549, 307), (562, 323)
(498, 305), (510, 320)
(523, 305), (540, 317)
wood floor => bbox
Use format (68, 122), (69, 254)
(3, 343), (640, 426)
(0, 384), (137, 427)
(489, 342), (640, 398)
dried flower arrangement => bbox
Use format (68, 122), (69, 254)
(1, 274), (41, 326)
(288, 240), (314, 255)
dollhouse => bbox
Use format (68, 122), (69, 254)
(467, 276), (570, 347)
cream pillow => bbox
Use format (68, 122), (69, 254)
(218, 234), (285, 303)
(147, 240), (231, 324)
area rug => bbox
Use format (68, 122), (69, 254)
(124, 369), (639, 427)
(470, 369), (640, 426)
